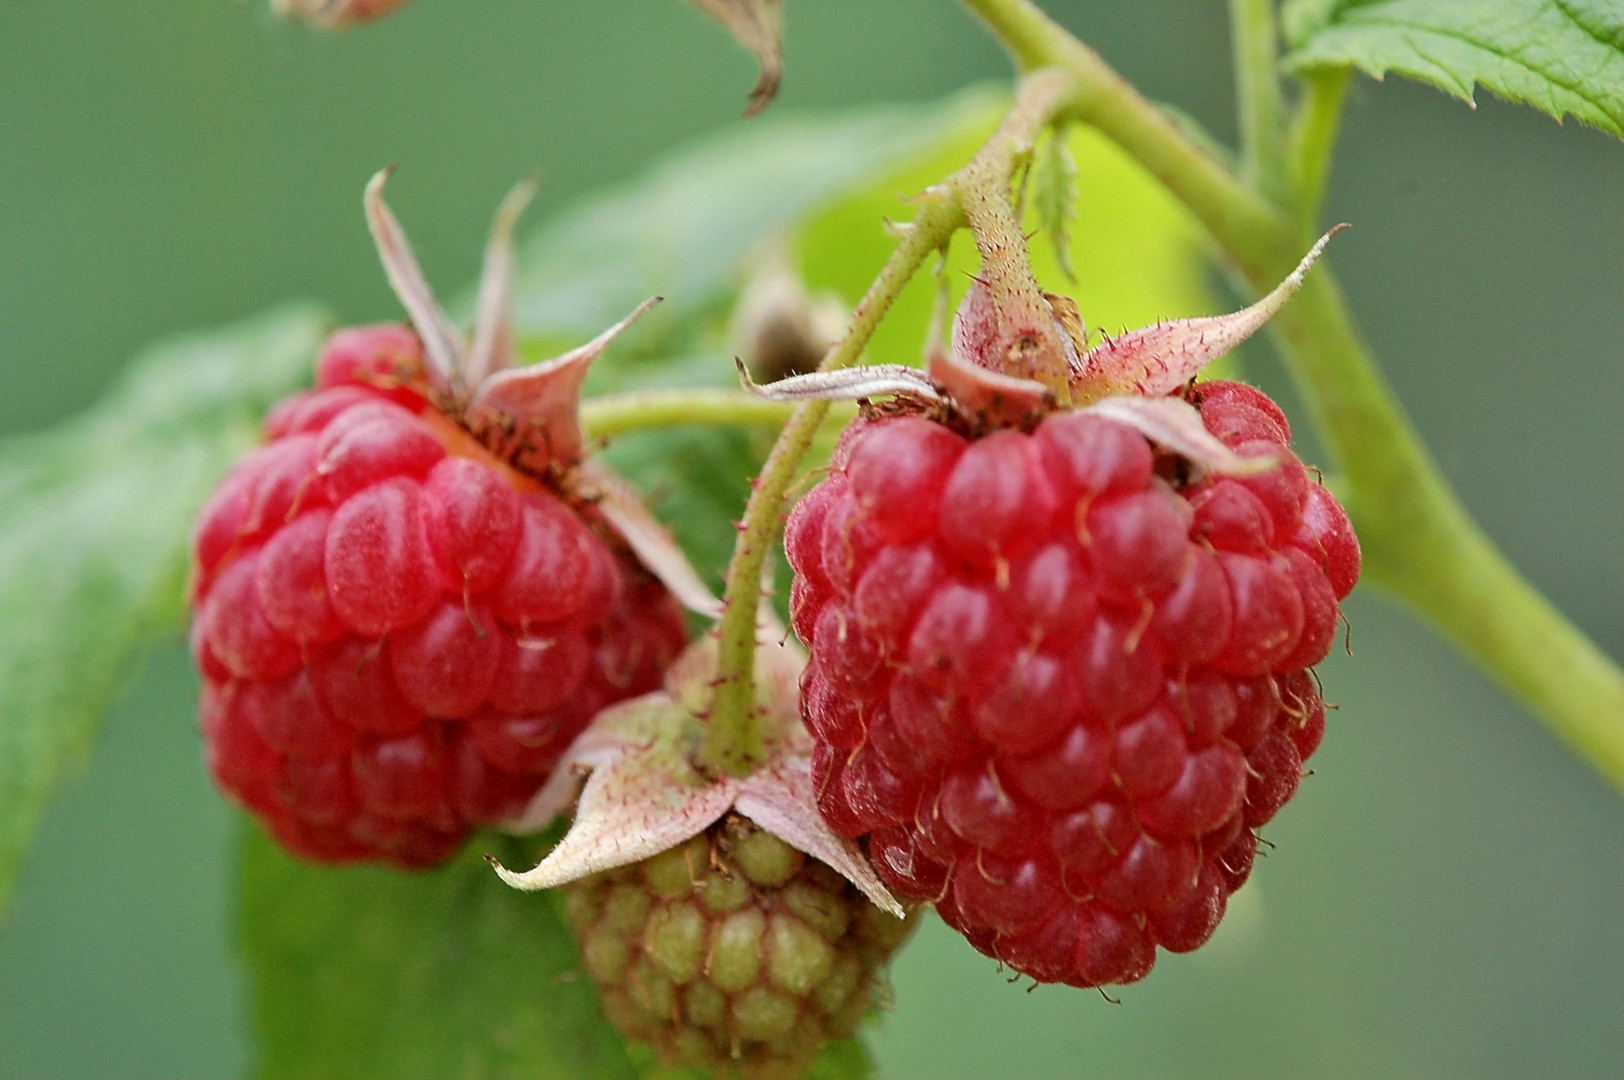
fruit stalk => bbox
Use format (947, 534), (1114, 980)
(958, 0), (1293, 281)
(703, 68), (1079, 776)
(952, 67), (1078, 394)
(702, 192), (965, 776)
(961, 0), (1624, 791)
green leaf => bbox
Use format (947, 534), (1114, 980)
(802, 1037), (873, 1079)
(1030, 124), (1081, 282)
(508, 85), (1004, 350)
(241, 826), (639, 1080)
(0, 305), (327, 914)
(1284, 0), (1624, 139)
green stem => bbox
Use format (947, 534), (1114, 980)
(579, 388), (797, 440)
(1287, 66), (1350, 234)
(962, 0), (1624, 793)
(699, 193), (967, 776)
(1271, 270), (1624, 791)
(1229, 0), (1289, 202)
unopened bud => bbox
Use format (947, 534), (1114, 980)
(732, 245), (847, 384)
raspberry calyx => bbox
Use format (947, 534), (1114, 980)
(490, 631), (910, 1075)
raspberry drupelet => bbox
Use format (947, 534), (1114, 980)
(564, 816), (911, 1080)
(787, 382), (1356, 986)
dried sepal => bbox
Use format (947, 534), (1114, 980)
(1046, 291), (1088, 356)
(926, 342), (1055, 429)
(272, 0), (412, 29)
(576, 460), (723, 618)
(1072, 226), (1346, 402)
(950, 277), (1083, 392)
(364, 169), (464, 397)
(365, 170), (662, 473)
(730, 753), (896, 911)
(737, 358), (945, 405)
(947, 278), (999, 371)
(490, 632), (904, 917)
(688, 0), (785, 117)
(465, 297), (662, 471)
(363, 173), (704, 626)
(491, 692), (737, 886)
(464, 176), (539, 391)
(1081, 394), (1278, 476)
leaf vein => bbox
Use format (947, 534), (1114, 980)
(1337, 10), (1624, 129)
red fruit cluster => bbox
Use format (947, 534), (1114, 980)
(786, 381), (1358, 986)
(190, 326), (688, 867)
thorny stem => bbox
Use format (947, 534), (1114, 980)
(700, 194), (967, 775)
(952, 68), (1078, 392)
(958, 0), (1294, 280)
(1229, 0), (1289, 202)
(579, 388), (802, 440)
(961, 0), (1624, 792)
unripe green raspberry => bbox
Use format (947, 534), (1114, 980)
(563, 814), (914, 1079)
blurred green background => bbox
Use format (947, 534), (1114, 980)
(1, 1), (1620, 1078)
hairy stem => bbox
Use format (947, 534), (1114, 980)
(580, 388), (799, 440)
(950, 67), (1078, 392)
(959, 0), (1293, 278)
(1229, 0), (1288, 202)
(699, 194), (966, 775)
(963, 0), (1624, 792)
(1287, 66), (1350, 234)
(702, 67), (1080, 774)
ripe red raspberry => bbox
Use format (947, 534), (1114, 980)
(564, 815), (912, 1079)
(191, 325), (688, 867)
(786, 380), (1357, 987)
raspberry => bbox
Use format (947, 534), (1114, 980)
(787, 381), (1358, 986)
(190, 325), (687, 867)
(563, 815), (912, 1079)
